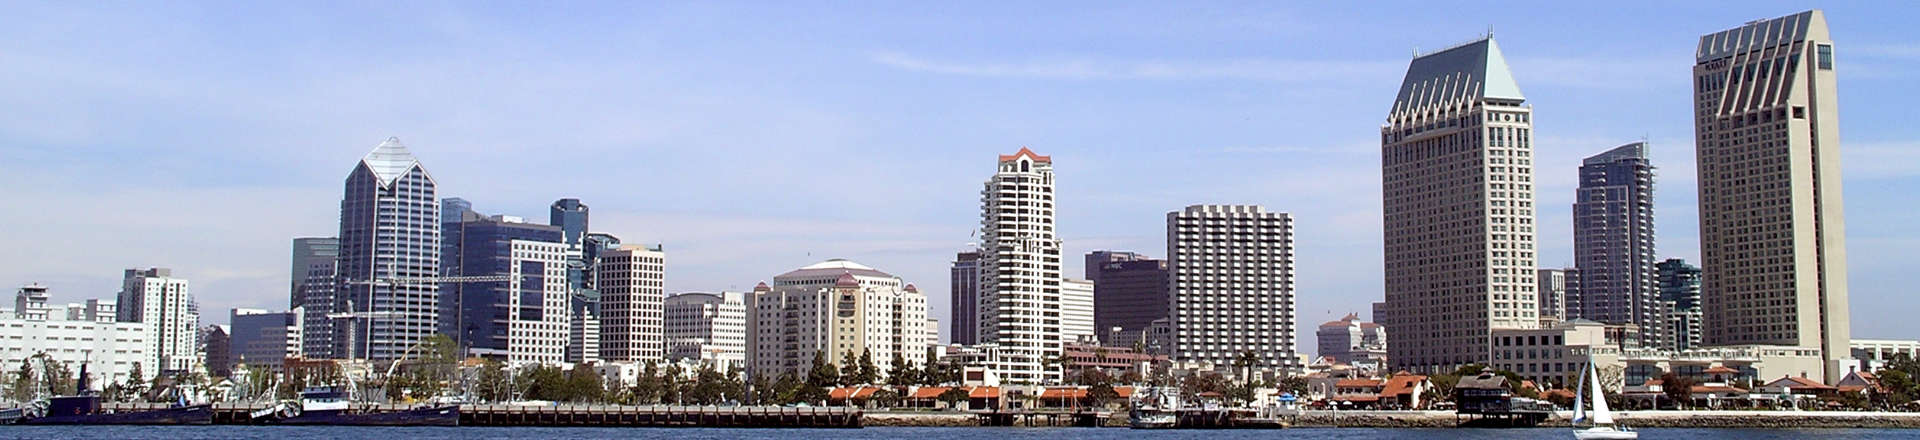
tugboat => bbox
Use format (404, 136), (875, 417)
(256, 386), (458, 426)
(23, 362), (212, 425)
(1127, 386), (1179, 429)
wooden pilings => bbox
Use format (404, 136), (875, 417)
(102, 403), (862, 428)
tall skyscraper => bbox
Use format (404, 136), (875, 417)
(1571, 142), (1661, 348)
(1167, 205), (1299, 373)
(1536, 268), (1570, 324)
(118, 268), (199, 373)
(1084, 251), (1169, 347)
(1380, 36), (1538, 372)
(333, 137), (440, 362)
(1694, 10), (1851, 381)
(1060, 278), (1096, 345)
(442, 206), (572, 364)
(948, 250), (981, 345)
(290, 237), (338, 310)
(595, 244), (666, 362)
(978, 147), (1062, 384)
(1657, 258), (1704, 351)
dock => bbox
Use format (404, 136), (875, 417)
(101, 403), (863, 428)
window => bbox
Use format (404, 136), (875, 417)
(1817, 44), (1833, 70)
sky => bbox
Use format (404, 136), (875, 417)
(1, 1), (1916, 352)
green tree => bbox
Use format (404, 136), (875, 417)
(937, 386), (971, 410)
(1425, 374), (1460, 403)
(1659, 372), (1698, 409)
(886, 353), (918, 387)
(855, 349), (879, 385)
(773, 372), (804, 404)
(1279, 375), (1310, 397)
(631, 360), (663, 404)
(838, 350), (861, 386)
(1878, 369), (1916, 406)
(562, 364), (605, 403)
(869, 388), (902, 408)
(1088, 381), (1119, 408)
(661, 363), (685, 404)
(808, 351), (840, 389)
(516, 364), (568, 402)
(475, 361), (513, 402)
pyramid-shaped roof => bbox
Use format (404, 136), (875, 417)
(361, 136), (422, 186)
(1391, 37), (1523, 116)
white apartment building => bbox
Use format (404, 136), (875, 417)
(595, 244), (666, 362)
(1852, 339), (1920, 373)
(1167, 205), (1300, 373)
(665, 291), (747, 370)
(502, 239), (572, 365)
(1060, 279), (1096, 345)
(118, 268), (199, 374)
(748, 260), (930, 382)
(978, 148), (1063, 384)
(1380, 36), (1540, 373)
(4, 285), (149, 388)
(1693, 10), (1852, 382)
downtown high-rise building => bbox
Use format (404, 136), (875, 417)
(977, 147), (1062, 384)
(1380, 36), (1538, 372)
(1693, 10), (1851, 381)
(118, 268), (199, 373)
(290, 237), (338, 310)
(1084, 251), (1169, 347)
(595, 244), (666, 362)
(294, 238), (339, 359)
(230, 308), (300, 372)
(1571, 142), (1661, 348)
(441, 203), (573, 364)
(1061, 278), (1096, 345)
(948, 250), (981, 345)
(332, 137), (441, 362)
(1535, 268), (1572, 324)
(1166, 205), (1299, 373)
(1657, 258), (1704, 351)
(664, 291), (748, 368)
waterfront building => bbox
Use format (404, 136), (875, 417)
(1619, 345), (1825, 389)
(665, 291), (748, 369)
(291, 237), (338, 359)
(1060, 343), (1165, 379)
(230, 308), (300, 372)
(1085, 251), (1169, 347)
(1061, 279), (1096, 344)
(948, 251), (981, 345)
(441, 205), (574, 364)
(1380, 36), (1539, 373)
(332, 137), (441, 362)
(977, 148), (1063, 384)
(1167, 204), (1299, 373)
(748, 260), (930, 382)
(1657, 258), (1704, 351)
(1572, 142), (1662, 349)
(1536, 268), (1571, 325)
(118, 267), (199, 373)
(1852, 339), (1920, 373)
(2, 285), (149, 388)
(594, 244), (666, 362)
(1317, 313), (1387, 366)
(1693, 10), (1852, 382)
(1490, 320), (1629, 389)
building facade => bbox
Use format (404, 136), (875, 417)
(977, 148), (1063, 384)
(1167, 204), (1299, 373)
(1317, 313), (1387, 366)
(1535, 269), (1569, 324)
(292, 238), (338, 360)
(441, 207), (573, 364)
(290, 237), (338, 311)
(1657, 258), (1704, 351)
(595, 244), (666, 362)
(331, 137), (441, 362)
(748, 260), (931, 381)
(1381, 36), (1539, 372)
(948, 251), (981, 345)
(1060, 279), (1096, 345)
(1852, 339), (1920, 373)
(665, 291), (748, 369)
(3, 285), (149, 389)
(118, 268), (199, 374)
(230, 308), (300, 372)
(1572, 142), (1662, 348)
(1693, 10), (1852, 382)
(1085, 251), (1169, 347)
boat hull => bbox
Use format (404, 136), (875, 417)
(272, 405), (459, 427)
(1574, 427), (1639, 439)
(23, 404), (213, 425)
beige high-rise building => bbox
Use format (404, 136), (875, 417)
(747, 260), (930, 381)
(595, 244), (666, 362)
(978, 148), (1063, 384)
(1380, 36), (1539, 373)
(1692, 10), (1850, 382)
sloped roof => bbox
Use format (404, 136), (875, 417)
(1391, 37), (1523, 116)
(1457, 372), (1510, 390)
(998, 146), (1051, 163)
(970, 386), (1001, 399)
(361, 136), (422, 186)
(776, 259), (896, 280)
(1382, 374), (1427, 396)
(1039, 388), (1088, 399)
(1703, 366), (1739, 374)
(1766, 376), (1835, 389)
(909, 386), (955, 399)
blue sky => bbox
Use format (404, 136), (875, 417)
(1, 1), (1915, 350)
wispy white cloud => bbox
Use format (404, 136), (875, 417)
(1845, 140), (1920, 179)
(1850, 43), (1920, 59)
(869, 51), (1401, 83)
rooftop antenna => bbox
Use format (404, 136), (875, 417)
(1488, 25), (1495, 39)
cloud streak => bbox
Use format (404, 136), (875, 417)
(869, 51), (1402, 83)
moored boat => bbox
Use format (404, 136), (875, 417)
(20, 362), (211, 425)
(256, 386), (458, 426)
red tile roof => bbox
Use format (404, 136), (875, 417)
(1331, 395), (1381, 402)
(970, 386), (1001, 399)
(1703, 366), (1739, 374)
(1767, 376), (1835, 389)
(1039, 388), (1087, 399)
(829, 386), (882, 400)
(909, 386), (956, 399)
(1115, 386), (1135, 398)
(998, 147), (1051, 162)
(1381, 374), (1427, 397)
(1690, 385), (1748, 394)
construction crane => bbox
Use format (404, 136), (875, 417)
(335, 261), (517, 365)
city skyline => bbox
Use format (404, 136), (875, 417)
(3, 3), (1918, 353)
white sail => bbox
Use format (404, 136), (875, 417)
(1589, 360), (1613, 425)
(1573, 360), (1587, 424)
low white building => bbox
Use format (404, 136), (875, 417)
(1852, 338), (1920, 373)
(3, 285), (150, 388)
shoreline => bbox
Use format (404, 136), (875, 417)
(863, 410), (1920, 429)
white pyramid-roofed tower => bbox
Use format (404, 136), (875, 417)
(361, 136), (426, 187)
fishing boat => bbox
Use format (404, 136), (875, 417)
(1127, 386), (1179, 429)
(1571, 359), (1636, 439)
(256, 386), (458, 426)
(21, 362), (212, 425)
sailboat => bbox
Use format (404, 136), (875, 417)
(1571, 359), (1635, 439)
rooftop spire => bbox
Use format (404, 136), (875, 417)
(361, 136), (421, 186)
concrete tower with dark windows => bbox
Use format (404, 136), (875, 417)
(1380, 36), (1538, 373)
(1571, 142), (1660, 348)
(978, 148), (1062, 384)
(948, 250), (981, 345)
(332, 137), (441, 362)
(292, 237), (339, 359)
(1657, 258), (1703, 351)
(1694, 10), (1851, 381)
